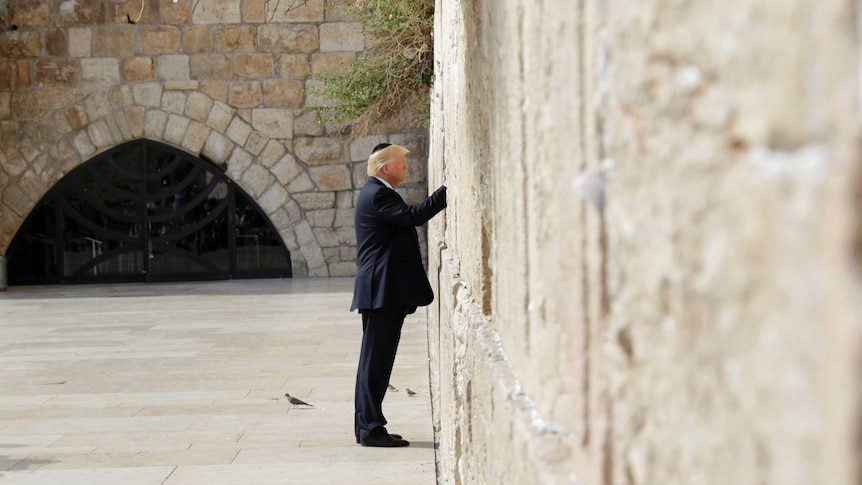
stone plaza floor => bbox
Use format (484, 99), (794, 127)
(0, 278), (436, 484)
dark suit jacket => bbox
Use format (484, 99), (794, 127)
(350, 177), (447, 312)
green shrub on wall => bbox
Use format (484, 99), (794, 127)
(314, 0), (434, 137)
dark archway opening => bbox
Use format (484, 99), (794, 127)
(6, 139), (292, 285)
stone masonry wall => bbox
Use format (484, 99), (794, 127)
(0, 0), (429, 277)
(429, 0), (862, 484)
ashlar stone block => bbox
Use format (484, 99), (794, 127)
(133, 82), (163, 107)
(309, 165), (351, 191)
(190, 54), (233, 79)
(263, 80), (304, 108)
(182, 121), (211, 153)
(193, 0), (241, 24)
(164, 114), (190, 144)
(47, 28), (68, 56)
(271, 154), (303, 184)
(202, 131), (235, 166)
(185, 92), (214, 122)
(319, 22), (364, 52)
(158, 55), (191, 81)
(144, 110), (169, 138)
(217, 25), (257, 51)
(122, 57), (156, 82)
(258, 24), (319, 53)
(259, 139), (287, 168)
(183, 26), (215, 53)
(267, 0), (324, 22)
(206, 101), (235, 132)
(251, 109), (293, 139)
(277, 54), (311, 79)
(0, 31), (43, 58)
(236, 53), (275, 78)
(68, 28), (92, 57)
(294, 136), (346, 165)
(229, 81), (262, 108)
(80, 58), (120, 87)
(93, 27), (136, 56)
(139, 26), (182, 54)
(0, 60), (32, 90)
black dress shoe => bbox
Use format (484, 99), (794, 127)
(356, 433), (401, 444)
(360, 432), (409, 447)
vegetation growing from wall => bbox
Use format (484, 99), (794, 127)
(314, 0), (434, 137)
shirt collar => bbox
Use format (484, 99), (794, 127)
(373, 176), (393, 189)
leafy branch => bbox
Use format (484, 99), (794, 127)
(312, 0), (434, 138)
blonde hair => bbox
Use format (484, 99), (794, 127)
(366, 144), (410, 177)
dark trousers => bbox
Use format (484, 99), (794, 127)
(354, 307), (406, 441)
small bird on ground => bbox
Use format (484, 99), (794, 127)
(388, 384), (398, 392)
(405, 388), (416, 397)
(285, 392), (314, 408)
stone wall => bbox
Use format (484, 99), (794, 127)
(429, 0), (862, 484)
(0, 0), (429, 277)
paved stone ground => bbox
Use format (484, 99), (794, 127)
(0, 278), (436, 484)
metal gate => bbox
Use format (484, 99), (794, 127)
(6, 140), (292, 285)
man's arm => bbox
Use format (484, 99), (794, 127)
(372, 186), (447, 227)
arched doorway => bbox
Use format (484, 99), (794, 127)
(6, 139), (292, 285)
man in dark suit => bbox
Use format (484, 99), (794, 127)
(351, 143), (447, 447)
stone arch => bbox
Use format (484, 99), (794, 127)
(1, 84), (330, 277)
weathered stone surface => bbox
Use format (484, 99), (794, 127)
(251, 109), (293, 139)
(235, 54), (274, 78)
(163, 114), (190, 144)
(271, 154), (303, 184)
(185, 92), (214, 122)
(34, 59), (78, 88)
(157, 55), (191, 81)
(46, 28), (68, 56)
(277, 54), (311, 79)
(83, 92), (111, 120)
(80, 58), (120, 87)
(108, 85), (134, 109)
(216, 25), (257, 51)
(258, 24), (319, 53)
(262, 80), (304, 108)
(309, 165), (351, 191)
(0, 31), (43, 58)
(258, 183), (289, 214)
(293, 111), (325, 137)
(0, 61), (32, 90)
(201, 80), (229, 103)
(6, 0), (53, 28)
(224, 116), (252, 146)
(286, 172), (315, 192)
(122, 57), (156, 82)
(125, 106), (146, 137)
(161, 0), (192, 24)
(0, 93), (11, 121)
(242, 0), (266, 23)
(161, 91), (186, 115)
(183, 26), (214, 53)
(201, 130), (234, 165)
(190, 54), (233, 79)
(68, 28), (92, 57)
(267, 0), (324, 22)
(206, 101), (235, 132)
(144, 110), (168, 139)
(305, 208), (335, 227)
(229, 81), (262, 108)
(240, 163), (275, 198)
(139, 26), (182, 54)
(193, 1), (241, 24)
(181, 121), (210, 153)
(111, 0), (158, 24)
(294, 137), (346, 165)
(319, 22), (364, 52)
(311, 52), (356, 77)
(293, 192), (335, 210)
(92, 27), (135, 57)
(133, 82), (163, 107)
(87, 120), (114, 149)
(245, 132), (268, 156)
(11, 91), (49, 119)
(258, 140), (287, 168)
